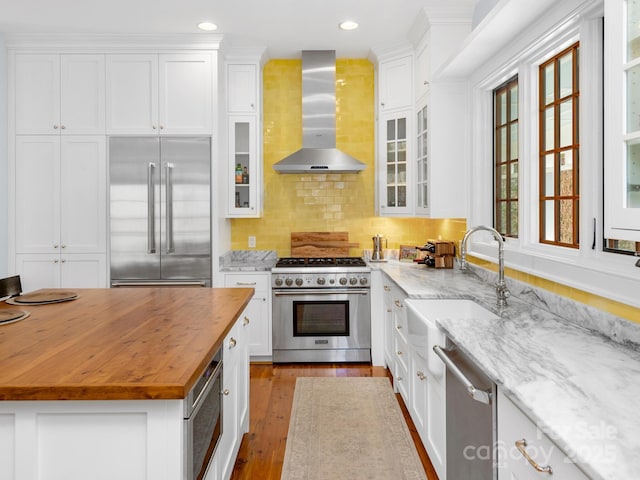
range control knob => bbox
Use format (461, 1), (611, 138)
(359, 277), (368, 285)
(339, 277), (348, 285)
(317, 277), (326, 285)
(285, 277), (293, 286)
(349, 277), (358, 285)
(274, 278), (283, 286)
(295, 277), (304, 286)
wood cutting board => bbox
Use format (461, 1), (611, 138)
(291, 232), (359, 257)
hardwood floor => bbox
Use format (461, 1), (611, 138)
(230, 363), (440, 480)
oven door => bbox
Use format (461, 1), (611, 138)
(272, 288), (371, 362)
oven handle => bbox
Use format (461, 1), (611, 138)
(273, 288), (370, 296)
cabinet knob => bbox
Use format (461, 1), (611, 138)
(250, 103), (255, 108)
(53, 244), (59, 249)
(61, 259), (66, 263)
(53, 125), (59, 129)
(417, 371), (426, 381)
(61, 244), (66, 249)
(54, 259), (59, 263)
(229, 337), (237, 348)
(223, 389), (230, 396)
(397, 350), (403, 355)
(60, 125), (66, 130)
(381, 102), (385, 107)
(423, 80), (429, 85)
(152, 125), (157, 130)
(394, 300), (403, 308)
(159, 124), (165, 130)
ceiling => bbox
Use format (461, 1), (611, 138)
(0, 0), (476, 58)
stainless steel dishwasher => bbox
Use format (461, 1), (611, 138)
(434, 338), (497, 480)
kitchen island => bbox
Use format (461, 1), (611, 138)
(0, 287), (254, 480)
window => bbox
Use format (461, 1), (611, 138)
(494, 77), (519, 237)
(539, 43), (580, 248)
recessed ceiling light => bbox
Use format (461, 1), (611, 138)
(339, 21), (359, 31)
(197, 22), (218, 31)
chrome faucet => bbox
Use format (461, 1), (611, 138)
(460, 225), (510, 308)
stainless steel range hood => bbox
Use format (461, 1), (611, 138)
(273, 50), (367, 174)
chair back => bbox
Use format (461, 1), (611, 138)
(0, 275), (22, 298)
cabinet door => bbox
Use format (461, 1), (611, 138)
(378, 110), (413, 216)
(409, 353), (428, 437)
(15, 54), (60, 134)
(15, 136), (60, 253)
(15, 254), (61, 290)
(224, 273), (271, 356)
(159, 54), (213, 134)
(219, 326), (241, 480)
(497, 389), (589, 480)
(425, 372), (446, 480)
(60, 55), (105, 134)
(228, 116), (259, 217)
(60, 136), (106, 253)
(378, 55), (413, 111)
(227, 64), (257, 113)
(106, 54), (158, 134)
(60, 254), (107, 288)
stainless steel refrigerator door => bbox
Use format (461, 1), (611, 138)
(109, 137), (161, 281)
(159, 137), (211, 281)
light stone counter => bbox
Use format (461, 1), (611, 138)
(219, 250), (277, 272)
(374, 260), (640, 480)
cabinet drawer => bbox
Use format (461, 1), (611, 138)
(223, 273), (269, 291)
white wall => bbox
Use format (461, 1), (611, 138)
(0, 35), (7, 276)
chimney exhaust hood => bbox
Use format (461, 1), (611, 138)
(272, 50), (367, 174)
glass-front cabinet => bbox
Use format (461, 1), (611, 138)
(379, 111), (413, 215)
(228, 115), (258, 216)
(416, 104), (429, 214)
(605, 0), (640, 241)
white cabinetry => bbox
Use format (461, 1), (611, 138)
(223, 272), (272, 358)
(604, 0), (640, 241)
(15, 54), (105, 135)
(497, 389), (589, 480)
(218, 313), (250, 480)
(13, 135), (106, 289)
(376, 50), (414, 217)
(106, 53), (213, 135)
(225, 57), (263, 217)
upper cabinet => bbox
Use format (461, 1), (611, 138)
(375, 49), (415, 217)
(227, 64), (258, 113)
(106, 53), (213, 135)
(605, 0), (640, 242)
(15, 54), (105, 135)
(224, 53), (264, 218)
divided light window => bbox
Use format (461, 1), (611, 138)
(494, 77), (519, 237)
(539, 43), (580, 248)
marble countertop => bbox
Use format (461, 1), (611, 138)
(219, 250), (277, 272)
(375, 261), (640, 480)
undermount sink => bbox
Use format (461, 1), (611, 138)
(405, 299), (499, 379)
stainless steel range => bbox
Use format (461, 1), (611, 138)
(271, 257), (371, 363)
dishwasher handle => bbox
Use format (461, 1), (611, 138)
(433, 345), (492, 405)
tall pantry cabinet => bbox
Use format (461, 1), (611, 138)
(11, 53), (107, 291)
(7, 35), (221, 292)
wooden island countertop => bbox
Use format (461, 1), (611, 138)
(0, 287), (254, 401)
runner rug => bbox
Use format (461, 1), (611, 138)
(281, 377), (428, 480)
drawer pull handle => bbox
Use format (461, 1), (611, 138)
(383, 285), (391, 291)
(515, 439), (553, 474)
(417, 371), (426, 381)
(236, 281), (257, 286)
(396, 325), (402, 330)
(397, 351), (403, 355)
(229, 337), (237, 348)
(394, 300), (403, 308)
(243, 316), (250, 326)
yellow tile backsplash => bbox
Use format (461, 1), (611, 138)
(230, 57), (640, 324)
(231, 58), (466, 256)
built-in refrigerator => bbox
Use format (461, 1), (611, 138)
(109, 137), (211, 287)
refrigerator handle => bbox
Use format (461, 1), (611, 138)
(166, 162), (174, 254)
(147, 162), (156, 254)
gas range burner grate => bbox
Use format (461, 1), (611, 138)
(275, 257), (366, 268)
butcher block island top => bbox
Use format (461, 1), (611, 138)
(0, 287), (254, 401)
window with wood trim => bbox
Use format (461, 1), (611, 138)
(539, 43), (580, 248)
(494, 77), (519, 237)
